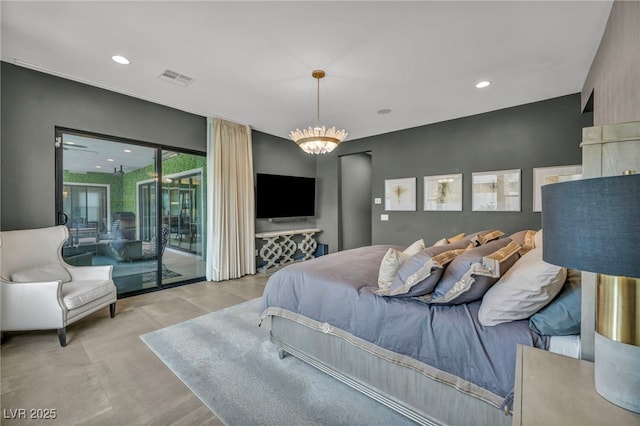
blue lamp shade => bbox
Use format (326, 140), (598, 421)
(541, 173), (640, 279)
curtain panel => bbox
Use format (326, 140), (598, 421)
(206, 117), (256, 281)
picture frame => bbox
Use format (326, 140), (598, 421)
(385, 177), (416, 211)
(533, 165), (582, 212)
(423, 173), (462, 211)
(472, 169), (521, 212)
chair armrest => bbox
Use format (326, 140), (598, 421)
(1, 279), (65, 330)
(65, 264), (113, 281)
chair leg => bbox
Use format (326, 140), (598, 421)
(57, 327), (67, 347)
(110, 302), (116, 318)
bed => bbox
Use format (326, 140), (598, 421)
(260, 230), (581, 426)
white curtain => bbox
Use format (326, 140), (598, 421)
(206, 117), (256, 281)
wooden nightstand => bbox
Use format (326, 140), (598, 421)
(513, 345), (640, 425)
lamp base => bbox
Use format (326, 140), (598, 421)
(595, 332), (640, 413)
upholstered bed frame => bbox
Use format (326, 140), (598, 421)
(270, 315), (512, 426)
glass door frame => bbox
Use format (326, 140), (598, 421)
(159, 167), (204, 254)
(54, 126), (206, 297)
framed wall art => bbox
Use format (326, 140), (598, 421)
(533, 165), (582, 212)
(384, 177), (416, 211)
(423, 173), (462, 211)
(472, 169), (521, 212)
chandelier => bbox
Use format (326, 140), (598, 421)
(289, 70), (347, 155)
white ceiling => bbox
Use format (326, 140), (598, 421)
(1, 1), (612, 143)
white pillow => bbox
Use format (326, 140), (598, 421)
(534, 229), (543, 249)
(432, 238), (448, 247)
(478, 247), (566, 326)
(12, 263), (71, 283)
(377, 239), (425, 290)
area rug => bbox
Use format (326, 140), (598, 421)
(142, 268), (181, 283)
(140, 298), (415, 426)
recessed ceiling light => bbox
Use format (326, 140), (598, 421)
(475, 81), (491, 89)
(107, 158), (114, 162)
(96, 165), (102, 169)
(112, 55), (130, 65)
(124, 149), (132, 153)
(377, 108), (392, 115)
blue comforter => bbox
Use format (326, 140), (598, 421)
(261, 245), (549, 406)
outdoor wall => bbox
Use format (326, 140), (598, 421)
(0, 62), (206, 231)
(121, 153), (207, 213)
(316, 94), (593, 253)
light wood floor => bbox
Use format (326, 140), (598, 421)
(0, 274), (269, 425)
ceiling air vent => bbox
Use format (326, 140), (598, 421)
(158, 69), (194, 87)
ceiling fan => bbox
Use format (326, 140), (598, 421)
(62, 142), (98, 154)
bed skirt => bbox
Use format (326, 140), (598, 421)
(267, 313), (512, 426)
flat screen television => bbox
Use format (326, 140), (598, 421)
(256, 173), (316, 219)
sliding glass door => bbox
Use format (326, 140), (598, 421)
(55, 129), (206, 296)
(63, 184), (109, 233)
(158, 150), (206, 283)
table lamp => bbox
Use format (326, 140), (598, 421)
(541, 172), (640, 413)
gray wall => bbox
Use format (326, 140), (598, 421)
(252, 130), (317, 233)
(582, 0), (640, 126)
(1, 62), (206, 231)
(316, 94), (593, 253)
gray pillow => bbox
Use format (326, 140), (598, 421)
(377, 239), (472, 297)
(529, 269), (581, 335)
(421, 238), (521, 305)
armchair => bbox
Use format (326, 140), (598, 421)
(0, 225), (117, 347)
(141, 224), (170, 260)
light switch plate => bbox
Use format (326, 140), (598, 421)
(374, 198), (382, 205)
(381, 214), (389, 221)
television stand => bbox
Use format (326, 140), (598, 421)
(255, 228), (321, 273)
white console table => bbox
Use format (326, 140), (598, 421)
(255, 228), (321, 273)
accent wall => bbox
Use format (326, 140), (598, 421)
(316, 94), (593, 253)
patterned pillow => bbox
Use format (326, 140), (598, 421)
(376, 239), (425, 290)
(376, 239), (472, 297)
(432, 232), (465, 246)
(420, 238), (521, 305)
(470, 229), (505, 246)
(509, 230), (537, 255)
